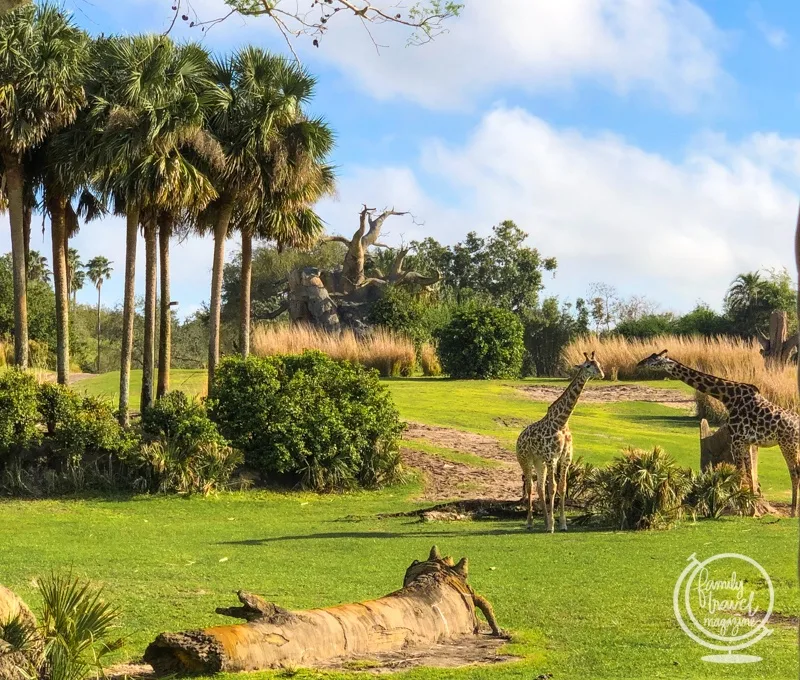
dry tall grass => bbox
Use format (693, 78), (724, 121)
(564, 335), (798, 412)
(252, 324), (417, 377)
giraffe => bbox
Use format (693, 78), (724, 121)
(638, 350), (800, 516)
(517, 352), (604, 532)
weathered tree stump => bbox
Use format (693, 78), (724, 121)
(700, 419), (760, 495)
(758, 310), (798, 366)
(0, 585), (40, 680)
(144, 547), (502, 676)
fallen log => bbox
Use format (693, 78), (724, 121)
(144, 546), (503, 676)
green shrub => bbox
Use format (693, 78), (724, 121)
(140, 391), (225, 451)
(695, 392), (727, 426)
(38, 383), (79, 436)
(132, 440), (243, 495)
(51, 396), (136, 467)
(207, 352), (405, 491)
(368, 286), (427, 344)
(583, 447), (692, 529)
(686, 464), (757, 518)
(436, 304), (524, 379)
(0, 370), (41, 466)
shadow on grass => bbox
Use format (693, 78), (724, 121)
(217, 524), (609, 545)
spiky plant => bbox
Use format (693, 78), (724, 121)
(584, 447), (693, 530)
(686, 464), (758, 519)
(37, 573), (122, 680)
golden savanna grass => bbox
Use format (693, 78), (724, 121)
(252, 323), (417, 377)
(564, 335), (798, 412)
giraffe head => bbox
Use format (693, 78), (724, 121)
(637, 349), (673, 369)
(576, 351), (605, 379)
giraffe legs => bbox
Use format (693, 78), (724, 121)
(731, 438), (758, 512)
(557, 442), (572, 532)
(545, 464), (557, 534)
(533, 459), (547, 532)
(777, 432), (800, 518)
(523, 462), (537, 530)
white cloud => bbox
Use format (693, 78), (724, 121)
(306, 0), (727, 111)
(316, 107), (797, 311)
(748, 3), (788, 50)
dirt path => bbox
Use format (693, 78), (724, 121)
(402, 422), (520, 502)
(518, 383), (695, 411)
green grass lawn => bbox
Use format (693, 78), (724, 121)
(27, 369), (794, 679)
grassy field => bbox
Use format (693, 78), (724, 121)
(3, 369), (794, 679)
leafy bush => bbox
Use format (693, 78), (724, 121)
(207, 352), (405, 491)
(686, 464), (757, 518)
(0, 370), (41, 466)
(695, 392), (727, 426)
(368, 286), (427, 344)
(132, 440), (243, 495)
(583, 447), (692, 529)
(140, 391), (225, 450)
(50, 396), (135, 467)
(436, 304), (524, 379)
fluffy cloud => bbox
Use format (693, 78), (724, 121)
(307, 0), (727, 110)
(3, 108), (795, 315)
(316, 108), (797, 311)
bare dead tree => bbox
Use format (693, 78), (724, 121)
(324, 204), (409, 293)
(169, 0), (462, 58)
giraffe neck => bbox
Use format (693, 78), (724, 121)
(548, 370), (590, 428)
(661, 360), (756, 406)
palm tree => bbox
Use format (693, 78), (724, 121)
(66, 247), (85, 305)
(26, 250), (51, 283)
(203, 48), (332, 382)
(89, 36), (225, 418)
(0, 5), (88, 368)
(85, 256), (112, 373)
(725, 272), (764, 314)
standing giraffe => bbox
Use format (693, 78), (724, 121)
(517, 352), (604, 532)
(638, 350), (800, 516)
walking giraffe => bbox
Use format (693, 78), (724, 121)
(638, 350), (800, 516)
(517, 352), (604, 532)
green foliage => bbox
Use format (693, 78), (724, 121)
(584, 447), (693, 530)
(368, 286), (428, 344)
(0, 369), (41, 466)
(724, 269), (797, 336)
(207, 352), (405, 491)
(407, 222), (557, 313)
(140, 391), (225, 451)
(686, 464), (757, 519)
(436, 304), (524, 379)
(522, 297), (589, 376)
(50, 395), (135, 467)
(131, 440), (242, 496)
(38, 573), (123, 680)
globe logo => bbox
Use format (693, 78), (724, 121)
(673, 552), (773, 663)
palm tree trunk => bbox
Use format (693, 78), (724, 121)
(239, 228), (252, 358)
(22, 203), (31, 279)
(208, 200), (234, 389)
(48, 192), (70, 385)
(157, 215), (172, 399)
(141, 217), (158, 411)
(96, 285), (101, 373)
(118, 207), (140, 426)
(2, 151), (28, 368)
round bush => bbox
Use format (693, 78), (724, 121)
(140, 391), (226, 451)
(0, 369), (41, 465)
(207, 352), (405, 491)
(436, 304), (524, 379)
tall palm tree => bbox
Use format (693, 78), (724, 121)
(725, 272), (764, 314)
(203, 47), (332, 382)
(26, 250), (51, 283)
(85, 256), (112, 374)
(66, 247), (85, 306)
(0, 4), (88, 368)
(89, 36), (225, 418)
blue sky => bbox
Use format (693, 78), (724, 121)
(2, 0), (798, 317)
